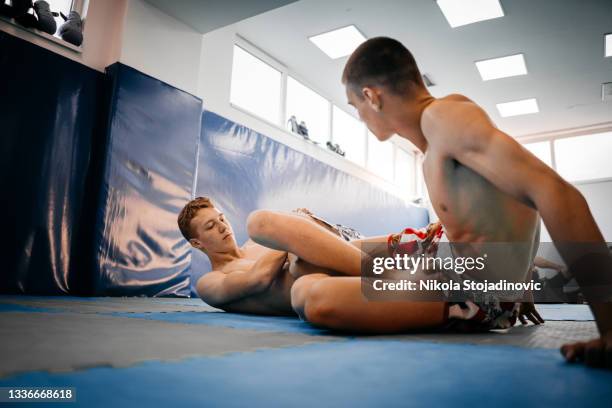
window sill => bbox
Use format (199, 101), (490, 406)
(0, 15), (82, 53)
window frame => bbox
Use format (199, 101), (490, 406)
(520, 127), (612, 185)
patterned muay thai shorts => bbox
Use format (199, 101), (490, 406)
(387, 222), (519, 331)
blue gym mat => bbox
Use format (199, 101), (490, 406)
(1, 340), (610, 408)
(0, 297), (606, 407)
(0, 303), (58, 313)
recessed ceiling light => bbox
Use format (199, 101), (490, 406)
(496, 98), (539, 117)
(436, 0), (504, 28)
(606, 33), (612, 57)
(475, 54), (527, 81)
(309, 25), (367, 59)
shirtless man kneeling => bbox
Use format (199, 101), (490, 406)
(336, 37), (612, 366)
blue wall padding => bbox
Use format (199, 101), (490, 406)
(0, 30), (426, 297)
(0, 32), (104, 295)
(92, 64), (202, 297)
(2, 341), (611, 407)
(192, 111), (429, 293)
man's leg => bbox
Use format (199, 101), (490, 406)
(247, 210), (364, 276)
(291, 275), (447, 333)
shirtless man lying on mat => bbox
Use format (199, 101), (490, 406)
(177, 197), (542, 327)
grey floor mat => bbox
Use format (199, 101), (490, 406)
(378, 320), (599, 350)
(0, 311), (336, 378)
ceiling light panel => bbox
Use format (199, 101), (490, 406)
(436, 0), (504, 28)
(496, 98), (539, 117)
(475, 54), (528, 81)
(309, 25), (367, 59)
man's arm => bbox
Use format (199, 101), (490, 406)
(422, 100), (612, 366)
(196, 249), (288, 307)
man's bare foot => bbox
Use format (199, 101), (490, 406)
(560, 332), (612, 368)
(293, 208), (314, 217)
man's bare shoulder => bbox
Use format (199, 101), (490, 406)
(197, 270), (225, 288)
(421, 94), (493, 147)
(441, 93), (474, 103)
(422, 94), (478, 123)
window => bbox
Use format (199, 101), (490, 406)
(523, 141), (552, 168)
(230, 45), (282, 124)
(367, 131), (394, 181)
(395, 147), (417, 196)
(554, 132), (612, 182)
(285, 77), (330, 144)
(331, 106), (366, 166)
(227, 41), (429, 200)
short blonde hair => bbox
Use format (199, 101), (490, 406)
(177, 197), (215, 240)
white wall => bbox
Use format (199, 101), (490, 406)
(120, 0), (203, 95)
(197, 24), (407, 200)
(0, 0), (127, 72)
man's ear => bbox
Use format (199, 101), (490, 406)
(362, 87), (382, 112)
(189, 238), (203, 250)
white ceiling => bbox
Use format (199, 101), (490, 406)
(143, 0), (298, 34)
(154, 0), (612, 138)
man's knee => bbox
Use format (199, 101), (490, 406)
(302, 280), (336, 327)
(290, 276), (309, 319)
(291, 274), (329, 320)
(246, 210), (276, 239)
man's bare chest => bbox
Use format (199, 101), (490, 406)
(422, 153), (524, 240)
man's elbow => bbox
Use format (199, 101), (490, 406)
(196, 277), (223, 307)
(551, 178), (587, 208)
(532, 174), (585, 209)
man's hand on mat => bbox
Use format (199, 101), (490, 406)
(518, 302), (545, 325)
(561, 333), (612, 369)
